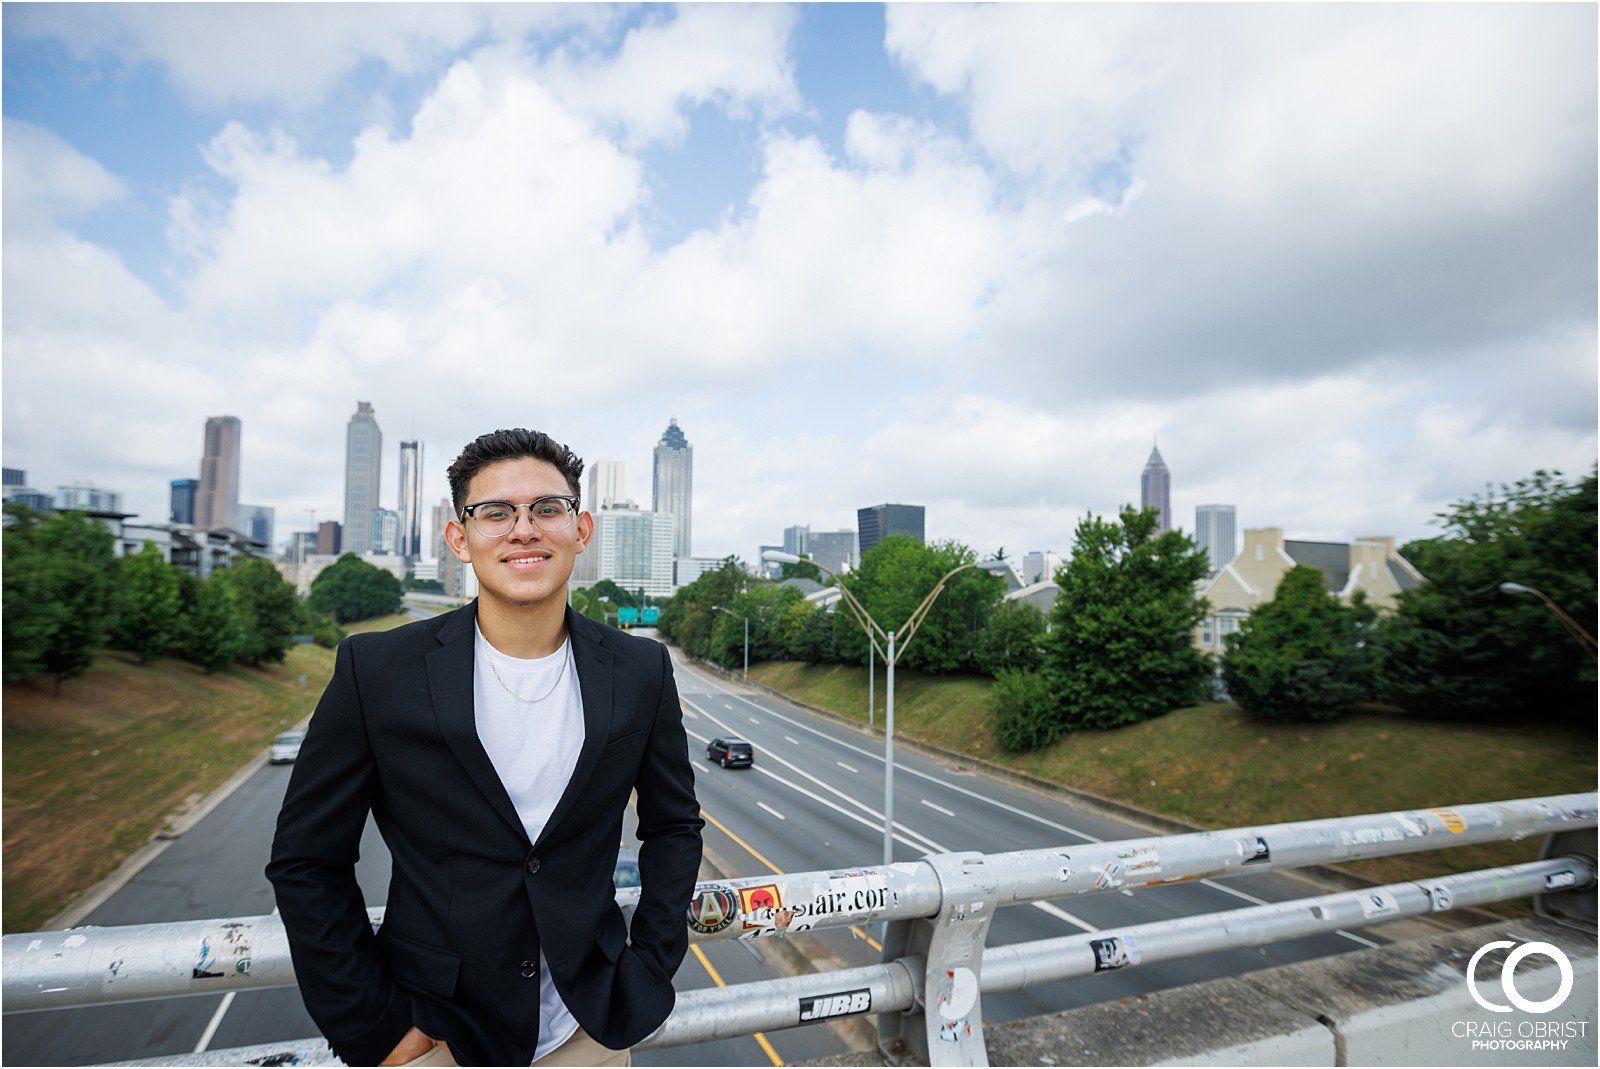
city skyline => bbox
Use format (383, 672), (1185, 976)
(2, 5), (1593, 562)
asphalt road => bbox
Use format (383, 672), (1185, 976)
(3, 623), (1393, 1066)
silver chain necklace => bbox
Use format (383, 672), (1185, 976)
(487, 643), (571, 704)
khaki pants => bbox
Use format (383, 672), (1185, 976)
(402, 1029), (630, 1067)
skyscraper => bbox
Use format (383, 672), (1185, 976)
(371, 508), (400, 555)
(1195, 505), (1237, 574)
(170, 478), (198, 525)
(857, 503), (925, 557)
(783, 525), (809, 556)
(344, 402), (382, 555)
(587, 459), (625, 509)
(598, 505), (675, 598)
(807, 530), (858, 574)
(398, 440), (423, 559)
(1141, 443), (1172, 533)
(652, 418), (693, 559)
(239, 504), (275, 548)
(196, 416), (241, 531)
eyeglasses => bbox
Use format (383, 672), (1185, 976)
(459, 496), (579, 538)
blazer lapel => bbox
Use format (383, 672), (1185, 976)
(532, 608), (616, 852)
(425, 601), (530, 847)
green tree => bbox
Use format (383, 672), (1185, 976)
(778, 556), (822, 583)
(590, 579), (640, 609)
(990, 667), (1062, 752)
(788, 600), (838, 663)
(1040, 506), (1211, 734)
(111, 542), (183, 663)
(184, 574), (247, 673)
(975, 600), (1048, 676)
(1376, 469), (1596, 720)
(1222, 566), (1378, 721)
(219, 557), (301, 664)
(568, 587), (608, 623)
(657, 558), (747, 659)
(307, 554), (404, 623)
(2, 504), (67, 682)
(834, 535), (1004, 675)
(708, 585), (805, 667)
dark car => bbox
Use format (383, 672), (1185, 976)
(706, 737), (754, 769)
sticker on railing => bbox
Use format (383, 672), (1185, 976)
(1360, 890), (1401, 919)
(1241, 836), (1271, 864)
(737, 869), (899, 938)
(798, 988), (871, 1022)
(192, 922), (253, 980)
(1429, 808), (1468, 834)
(1090, 934), (1141, 971)
(936, 965), (979, 1043)
(1426, 883), (1455, 912)
(687, 886), (739, 935)
(1117, 846), (1161, 879)
(1545, 871), (1577, 891)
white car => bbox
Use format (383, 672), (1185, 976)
(270, 731), (305, 764)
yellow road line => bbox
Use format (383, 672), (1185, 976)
(700, 807), (883, 952)
(690, 943), (784, 1066)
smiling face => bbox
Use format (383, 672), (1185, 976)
(445, 457), (593, 613)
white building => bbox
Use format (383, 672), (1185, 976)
(55, 481), (123, 513)
(1195, 505), (1238, 575)
(1020, 550), (1064, 586)
(599, 506), (675, 598)
(674, 556), (727, 588)
(343, 401), (382, 554)
(587, 459), (625, 509)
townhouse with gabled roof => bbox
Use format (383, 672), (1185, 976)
(1195, 527), (1425, 654)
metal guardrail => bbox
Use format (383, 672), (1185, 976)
(4, 792), (1594, 1067)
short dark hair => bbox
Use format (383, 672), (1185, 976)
(447, 429), (584, 514)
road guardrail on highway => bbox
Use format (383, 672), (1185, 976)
(5, 792), (1594, 1066)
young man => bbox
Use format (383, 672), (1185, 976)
(268, 429), (703, 1067)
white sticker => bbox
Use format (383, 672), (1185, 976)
(939, 967), (979, 1019)
(1426, 883), (1454, 912)
(1360, 890), (1401, 919)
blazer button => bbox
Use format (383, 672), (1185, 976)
(525, 855), (541, 875)
(520, 960), (537, 978)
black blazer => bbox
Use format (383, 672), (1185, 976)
(266, 603), (703, 1067)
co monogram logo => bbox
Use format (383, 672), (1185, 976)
(1466, 941), (1574, 1014)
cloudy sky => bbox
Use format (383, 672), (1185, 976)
(4, 2), (1595, 564)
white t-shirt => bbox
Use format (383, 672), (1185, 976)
(473, 624), (584, 1060)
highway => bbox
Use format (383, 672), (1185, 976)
(2, 622), (1394, 1066)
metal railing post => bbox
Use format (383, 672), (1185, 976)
(878, 851), (999, 1066)
(1537, 824), (1597, 933)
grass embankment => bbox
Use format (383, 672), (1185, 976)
(747, 662), (1596, 895)
(2, 613), (413, 933)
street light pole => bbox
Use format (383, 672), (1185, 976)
(763, 550), (1011, 867)
(1499, 582), (1597, 659)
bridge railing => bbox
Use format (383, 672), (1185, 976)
(4, 793), (1594, 1067)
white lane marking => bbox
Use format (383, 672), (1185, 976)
(921, 800), (955, 817)
(749, 717), (761, 724)
(1033, 900), (1099, 933)
(682, 707), (699, 720)
(837, 761), (859, 773)
(758, 802), (787, 821)
(678, 657), (1103, 842)
(194, 991), (236, 1052)
(784, 735), (800, 745)
(675, 656), (1379, 947)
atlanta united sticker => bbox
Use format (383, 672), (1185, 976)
(687, 885), (740, 935)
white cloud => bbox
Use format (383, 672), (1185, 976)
(7, 3), (606, 109)
(887, 3), (1598, 400)
(535, 3), (801, 147)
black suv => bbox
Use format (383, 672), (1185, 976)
(707, 737), (754, 769)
